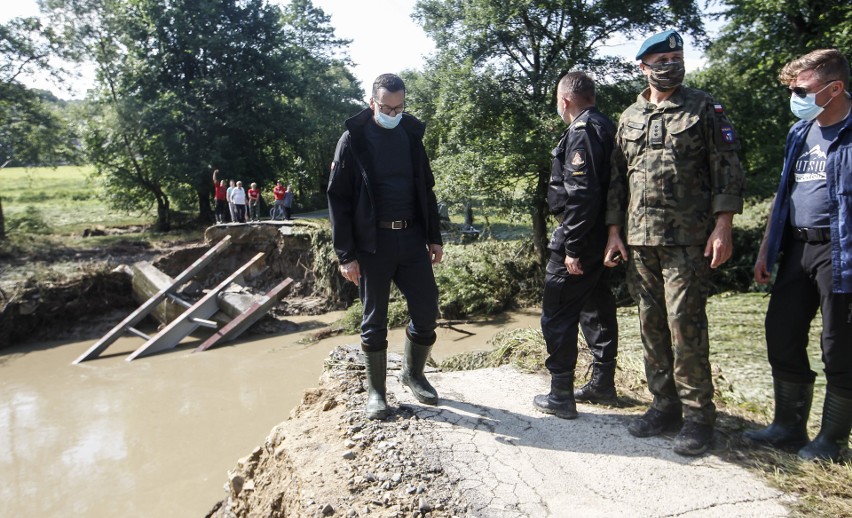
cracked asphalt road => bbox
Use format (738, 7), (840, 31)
(389, 365), (791, 517)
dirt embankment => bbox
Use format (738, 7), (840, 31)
(0, 222), (350, 348)
(208, 346), (470, 518)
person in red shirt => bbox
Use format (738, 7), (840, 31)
(272, 180), (286, 220)
(212, 169), (229, 223)
(247, 182), (261, 221)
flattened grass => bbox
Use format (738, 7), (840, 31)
(2, 165), (155, 235)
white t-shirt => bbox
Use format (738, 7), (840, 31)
(231, 187), (246, 205)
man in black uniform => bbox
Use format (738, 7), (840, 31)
(533, 72), (619, 419)
(327, 73), (444, 420)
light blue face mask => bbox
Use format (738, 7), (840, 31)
(375, 108), (402, 129)
(790, 82), (834, 121)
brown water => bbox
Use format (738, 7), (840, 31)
(0, 308), (542, 517)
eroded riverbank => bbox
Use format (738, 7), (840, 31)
(0, 308), (542, 517)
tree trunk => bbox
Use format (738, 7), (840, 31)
(197, 189), (213, 223)
(0, 196), (5, 240)
(531, 167), (550, 265)
(155, 194), (171, 232)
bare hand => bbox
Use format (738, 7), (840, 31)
(753, 254), (771, 284)
(429, 244), (443, 264)
(564, 255), (583, 275)
(604, 230), (628, 268)
(339, 260), (361, 286)
(705, 214), (734, 269)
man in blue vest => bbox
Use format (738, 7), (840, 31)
(747, 49), (852, 462)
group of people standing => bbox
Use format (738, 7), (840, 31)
(327, 32), (852, 463)
(213, 169), (294, 223)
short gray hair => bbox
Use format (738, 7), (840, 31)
(557, 71), (595, 105)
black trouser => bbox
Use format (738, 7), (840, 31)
(766, 238), (852, 398)
(215, 199), (229, 222)
(357, 223), (439, 351)
(541, 247), (618, 374)
(284, 206), (292, 220)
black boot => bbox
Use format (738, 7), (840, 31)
(533, 372), (578, 419)
(743, 379), (813, 450)
(363, 349), (388, 420)
(798, 389), (852, 462)
(399, 333), (438, 405)
(673, 421), (714, 456)
(628, 407), (682, 437)
(574, 360), (617, 405)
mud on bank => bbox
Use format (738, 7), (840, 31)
(0, 221), (354, 348)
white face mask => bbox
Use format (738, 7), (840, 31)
(374, 106), (402, 129)
(789, 81), (835, 121)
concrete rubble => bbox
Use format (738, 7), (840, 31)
(209, 346), (792, 517)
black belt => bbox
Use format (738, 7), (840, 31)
(790, 227), (831, 243)
(377, 219), (412, 230)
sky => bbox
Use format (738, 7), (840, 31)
(3, 0), (712, 101)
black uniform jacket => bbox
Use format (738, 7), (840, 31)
(547, 107), (616, 258)
(327, 108), (443, 264)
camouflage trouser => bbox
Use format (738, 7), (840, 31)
(627, 245), (715, 425)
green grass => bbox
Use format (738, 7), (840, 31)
(2, 165), (155, 235)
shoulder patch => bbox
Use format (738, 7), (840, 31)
(570, 150), (586, 168)
(714, 104), (724, 113)
(720, 123), (735, 143)
(573, 121), (587, 130)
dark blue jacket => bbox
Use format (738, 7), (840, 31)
(765, 110), (852, 293)
(327, 108), (442, 264)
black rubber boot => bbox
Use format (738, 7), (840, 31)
(533, 372), (578, 419)
(743, 379), (813, 450)
(673, 421), (714, 456)
(399, 333), (438, 405)
(363, 349), (388, 420)
(798, 389), (852, 462)
(574, 360), (618, 405)
(628, 407), (682, 437)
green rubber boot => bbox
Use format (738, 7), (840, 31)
(743, 378), (812, 450)
(798, 389), (852, 462)
(363, 349), (388, 420)
(400, 333), (438, 405)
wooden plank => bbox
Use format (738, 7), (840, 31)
(126, 252), (264, 361)
(194, 277), (293, 353)
(72, 235), (232, 364)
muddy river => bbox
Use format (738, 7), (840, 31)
(0, 308), (542, 517)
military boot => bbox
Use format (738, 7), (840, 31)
(574, 360), (618, 405)
(798, 389), (852, 462)
(363, 349), (388, 420)
(743, 379), (812, 450)
(533, 372), (578, 419)
(399, 333), (438, 405)
(673, 421), (714, 456)
(628, 407), (682, 437)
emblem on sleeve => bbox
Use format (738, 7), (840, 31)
(720, 124), (735, 143)
(570, 150), (586, 168)
(714, 104), (724, 113)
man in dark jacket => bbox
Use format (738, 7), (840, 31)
(327, 73), (444, 420)
(533, 71), (619, 419)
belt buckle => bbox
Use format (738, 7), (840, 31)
(392, 220), (404, 230)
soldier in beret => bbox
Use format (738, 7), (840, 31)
(604, 29), (745, 455)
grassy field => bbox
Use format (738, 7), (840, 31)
(2, 165), (156, 235)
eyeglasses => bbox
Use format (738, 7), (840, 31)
(788, 80), (837, 99)
(373, 99), (405, 116)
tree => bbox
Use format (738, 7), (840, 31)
(45, 0), (362, 228)
(691, 0), (852, 197)
(0, 17), (78, 239)
(413, 0), (705, 259)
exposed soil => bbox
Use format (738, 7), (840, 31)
(208, 345), (470, 518)
(0, 222), (344, 348)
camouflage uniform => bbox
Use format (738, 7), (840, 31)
(606, 86), (744, 424)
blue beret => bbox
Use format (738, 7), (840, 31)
(635, 30), (683, 60)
